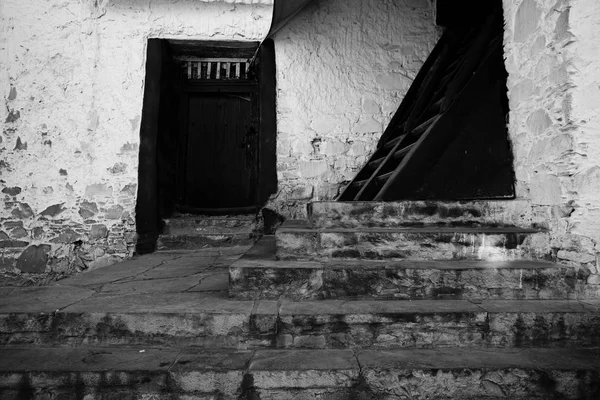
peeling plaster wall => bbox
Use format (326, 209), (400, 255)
(269, 0), (439, 217)
(502, 0), (600, 283)
(568, 0), (600, 280)
(0, 0), (272, 274)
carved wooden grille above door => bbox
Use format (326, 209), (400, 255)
(177, 58), (251, 81)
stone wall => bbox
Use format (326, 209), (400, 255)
(0, 0), (272, 274)
(268, 0), (439, 217)
(502, 0), (600, 283)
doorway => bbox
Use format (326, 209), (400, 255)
(136, 40), (277, 253)
(180, 90), (257, 211)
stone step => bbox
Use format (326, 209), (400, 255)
(157, 214), (257, 250)
(4, 288), (600, 349)
(276, 219), (549, 261)
(309, 200), (546, 229)
(1, 347), (599, 399)
(157, 232), (255, 250)
(232, 236), (590, 301)
(273, 299), (600, 349)
(163, 214), (257, 235)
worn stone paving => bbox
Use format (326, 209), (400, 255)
(2, 242), (600, 350)
(0, 245), (250, 314)
(2, 242), (600, 398)
(1, 347), (599, 399)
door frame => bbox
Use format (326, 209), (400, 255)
(135, 39), (277, 252)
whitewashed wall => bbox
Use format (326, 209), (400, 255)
(0, 0), (272, 273)
(269, 0), (439, 217)
(502, 0), (600, 284)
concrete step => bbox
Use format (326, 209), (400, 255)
(309, 200), (546, 229)
(157, 214), (257, 250)
(276, 219), (549, 261)
(1, 347), (599, 399)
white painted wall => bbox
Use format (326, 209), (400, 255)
(502, 0), (600, 281)
(0, 0), (272, 272)
(270, 0), (439, 217)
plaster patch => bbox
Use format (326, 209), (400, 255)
(513, 0), (541, 42)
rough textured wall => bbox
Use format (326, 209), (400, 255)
(568, 0), (600, 281)
(502, 0), (599, 284)
(0, 0), (272, 275)
(269, 0), (439, 218)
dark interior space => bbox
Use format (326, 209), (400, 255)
(136, 39), (277, 254)
(338, 0), (514, 201)
(414, 0), (514, 199)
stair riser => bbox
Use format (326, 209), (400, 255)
(0, 371), (245, 399)
(0, 312), (277, 349)
(276, 312), (600, 349)
(276, 231), (549, 261)
(309, 200), (545, 229)
(229, 265), (579, 301)
(2, 366), (598, 400)
(157, 234), (253, 250)
(4, 310), (599, 350)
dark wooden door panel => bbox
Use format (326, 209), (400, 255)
(184, 93), (255, 208)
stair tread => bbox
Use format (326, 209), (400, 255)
(233, 257), (568, 271)
(2, 347), (599, 373)
(280, 219), (546, 233)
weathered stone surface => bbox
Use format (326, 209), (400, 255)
(1, 186), (21, 196)
(230, 257), (579, 301)
(308, 200), (545, 229)
(0, 240), (29, 248)
(277, 300), (487, 349)
(90, 223), (108, 239)
(104, 204), (124, 219)
(78, 201), (98, 219)
(276, 220), (549, 262)
(158, 233), (254, 250)
(0, 347), (598, 399)
(15, 244), (51, 273)
(230, 259), (324, 300)
(50, 229), (80, 243)
(11, 202), (33, 219)
(40, 203), (65, 217)
(9, 227), (27, 239)
(359, 348), (600, 399)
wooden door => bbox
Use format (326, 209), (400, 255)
(181, 91), (257, 210)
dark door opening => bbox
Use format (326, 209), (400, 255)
(179, 89), (258, 212)
(136, 40), (277, 254)
(338, 0), (514, 201)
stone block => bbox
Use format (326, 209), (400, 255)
(40, 203), (65, 217)
(16, 244), (51, 273)
(90, 224), (109, 239)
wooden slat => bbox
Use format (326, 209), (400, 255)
(375, 171), (393, 184)
(411, 115), (440, 137)
(367, 143), (416, 171)
(383, 134), (407, 151)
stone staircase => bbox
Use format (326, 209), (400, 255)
(1, 201), (600, 399)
